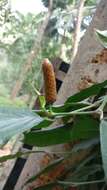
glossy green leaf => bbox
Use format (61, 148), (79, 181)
(66, 80), (107, 103)
(24, 116), (99, 147)
(100, 119), (107, 180)
(70, 116), (99, 140)
(32, 119), (53, 130)
(95, 29), (107, 48)
(0, 107), (43, 145)
(39, 95), (46, 109)
(52, 102), (89, 113)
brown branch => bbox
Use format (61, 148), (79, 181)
(71, 0), (86, 62)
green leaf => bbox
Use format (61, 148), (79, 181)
(0, 107), (43, 145)
(71, 116), (99, 140)
(25, 157), (64, 184)
(66, 80), (107, 103)
(24, 116), (99, 147)
(52, 102), (89, 113)
(39, 95), (46, 109)
(32, 119), (53, 129)
(95, 29), (107, 48)
(100, 119), (107, 180)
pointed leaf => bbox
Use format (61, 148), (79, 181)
(52, 102), (89, 113)
(95, 29), (107, 48)
(24, 116), (99, 147)
(0, 107), (43, 145)
(66, 80), (107, 103)
(32, 119), (53, 130)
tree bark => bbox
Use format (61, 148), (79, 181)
(56, 0), (107, 105)
(71, 0), (86, 62)
(10, 0), (53, 100)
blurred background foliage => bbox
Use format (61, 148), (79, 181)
(0, 0), (99, 107)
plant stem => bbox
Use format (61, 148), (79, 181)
(53, 100), (102, 117)
(57, 179), (105, 186)
(31, 83), (41, 96)
(55, 111), (97, 117)
(98, 95), (107, 111)
(96, 95), (107, 120)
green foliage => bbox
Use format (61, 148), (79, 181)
(0, 107), (43, 145)
(0, 80), (106, 189)
(0, 96), (26, 107)
(66, 80), (107, 103)
(78, 25), (107, 180)
(0, 0), (10, 26)
(24, 115), (99, 147)
(42, 0), (72, 10)
(43, 0), (98, 62)
(85, 0), (98, 6)
(0, 2), (106, 189)
(0, 11), (45, 96)
(0, 139), (101, 190)
(0, 0), (99, 101)
(39, 95), (46, 109)
(95, 29), (107, 48)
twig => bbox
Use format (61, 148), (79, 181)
(71, 0), (86, 62)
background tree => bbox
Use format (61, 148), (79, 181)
(0, 0), (99, 106)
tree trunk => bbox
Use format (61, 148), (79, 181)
(10, 0), (53, 100)
(56, 0), (107, 105)
(71, 0), (86, 62)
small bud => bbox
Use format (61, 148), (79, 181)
(42, 58), (57, 104)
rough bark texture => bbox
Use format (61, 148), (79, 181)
(10, 0), (53, 100)
(56, 0), (107, 105)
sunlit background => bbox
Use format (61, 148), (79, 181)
(11, 0), (47, 14)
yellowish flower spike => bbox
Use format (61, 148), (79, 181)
(42, 58), (57, 104)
